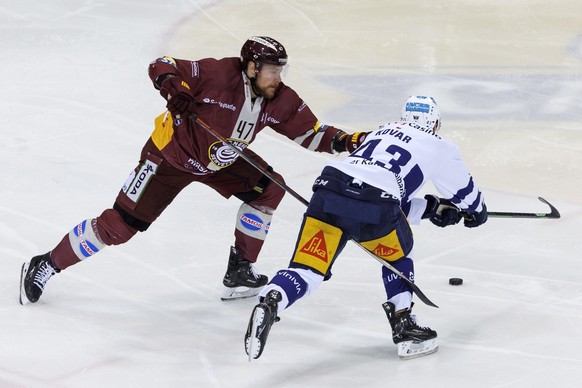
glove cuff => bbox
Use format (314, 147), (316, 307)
(422, 195), (439, 219)
(332, 131), (366, 153)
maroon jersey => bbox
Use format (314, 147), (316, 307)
(148, 56), (342, 175)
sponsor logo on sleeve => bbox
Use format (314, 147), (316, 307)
(202, 97), (237, 111)
(191, 61), (199, 77)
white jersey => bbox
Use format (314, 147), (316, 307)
(326, 121), (485, 223)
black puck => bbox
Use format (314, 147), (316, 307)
(449, 277), (463, 286)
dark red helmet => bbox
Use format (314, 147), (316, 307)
(240, 36), (288, 69)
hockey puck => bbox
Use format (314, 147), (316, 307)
(449, 277), (463, 286)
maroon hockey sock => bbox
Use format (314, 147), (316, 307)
(51, 234), (81, 270)
(234, 229), (265, 263)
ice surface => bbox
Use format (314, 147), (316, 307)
(1, 1), (581, 387)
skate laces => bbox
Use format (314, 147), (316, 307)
(403, 313), (431, 332)
(247, 263), (261, 280)
(33, 261), (56, 289)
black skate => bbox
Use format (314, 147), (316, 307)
(244, 289), (281, 361)
(19, 252), (60, 305)
(221, 246), (268, 301)
(382, 302), (438, 360)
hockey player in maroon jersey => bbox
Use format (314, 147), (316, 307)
(19, 36), (365, 304)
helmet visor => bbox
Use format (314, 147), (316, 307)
(257, 63), (289, 80)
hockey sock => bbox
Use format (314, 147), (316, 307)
(382, 257), (414, 309)
(260, 268), (324, 309)
(234, 203), (273, 261)
(68, 218), (106, 261)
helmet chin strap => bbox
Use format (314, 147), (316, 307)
(249, 76), (262, 98)
(244, 63), (263, 98)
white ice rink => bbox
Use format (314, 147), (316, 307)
(1, 1), (582, 387)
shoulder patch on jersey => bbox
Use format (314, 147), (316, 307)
(158, 56), (177, 67)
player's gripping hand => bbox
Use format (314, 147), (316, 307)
(463, 203), (488, 228)
(422, 194), (462, 227)
(159, 76), (196, 117)
(332, 131), (367, 153)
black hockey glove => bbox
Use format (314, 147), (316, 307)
(159, 75), (196, 117)
(422, 194), (462, 228)
(332, 130), (367, 153)
(463, 203), (488, 228)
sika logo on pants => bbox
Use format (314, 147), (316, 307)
(360, 229), (404, 262)
(299, 230), (328, 262)
(291, 217), (342, 275)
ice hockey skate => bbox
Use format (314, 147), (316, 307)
(244, 289), (281, 361)
(382, 302), (438, 360)
(19, 252), (60, 305)
(221, 246), (268, 301)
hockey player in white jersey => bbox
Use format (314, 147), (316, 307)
(244, 95), (488, 361)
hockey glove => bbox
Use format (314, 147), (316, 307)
(159, 76), (196, 117)
(422, 194), (462, 228)
(332, 130), (367, 153)
(463, 203), (488, 228)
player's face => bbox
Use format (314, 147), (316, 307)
(255, 64), (284, 99)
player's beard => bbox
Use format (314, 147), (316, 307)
(257, 83), (280, 99)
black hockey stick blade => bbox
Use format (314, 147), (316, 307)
(487, 197), (561, 219)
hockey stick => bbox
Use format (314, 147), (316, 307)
(485, 197), (560, 219)
(191, 114), (439, 308)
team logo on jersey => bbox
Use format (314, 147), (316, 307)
(299, 230), (329, 263)
(207, 139), (247, 169)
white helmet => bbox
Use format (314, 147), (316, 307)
(401, 95), (441, 132)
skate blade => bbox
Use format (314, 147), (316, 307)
(19, 262), (30, 305)
(398, 338), (438, 360)
(246, 306), (266, 361)
(221, 285), (262, 301)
